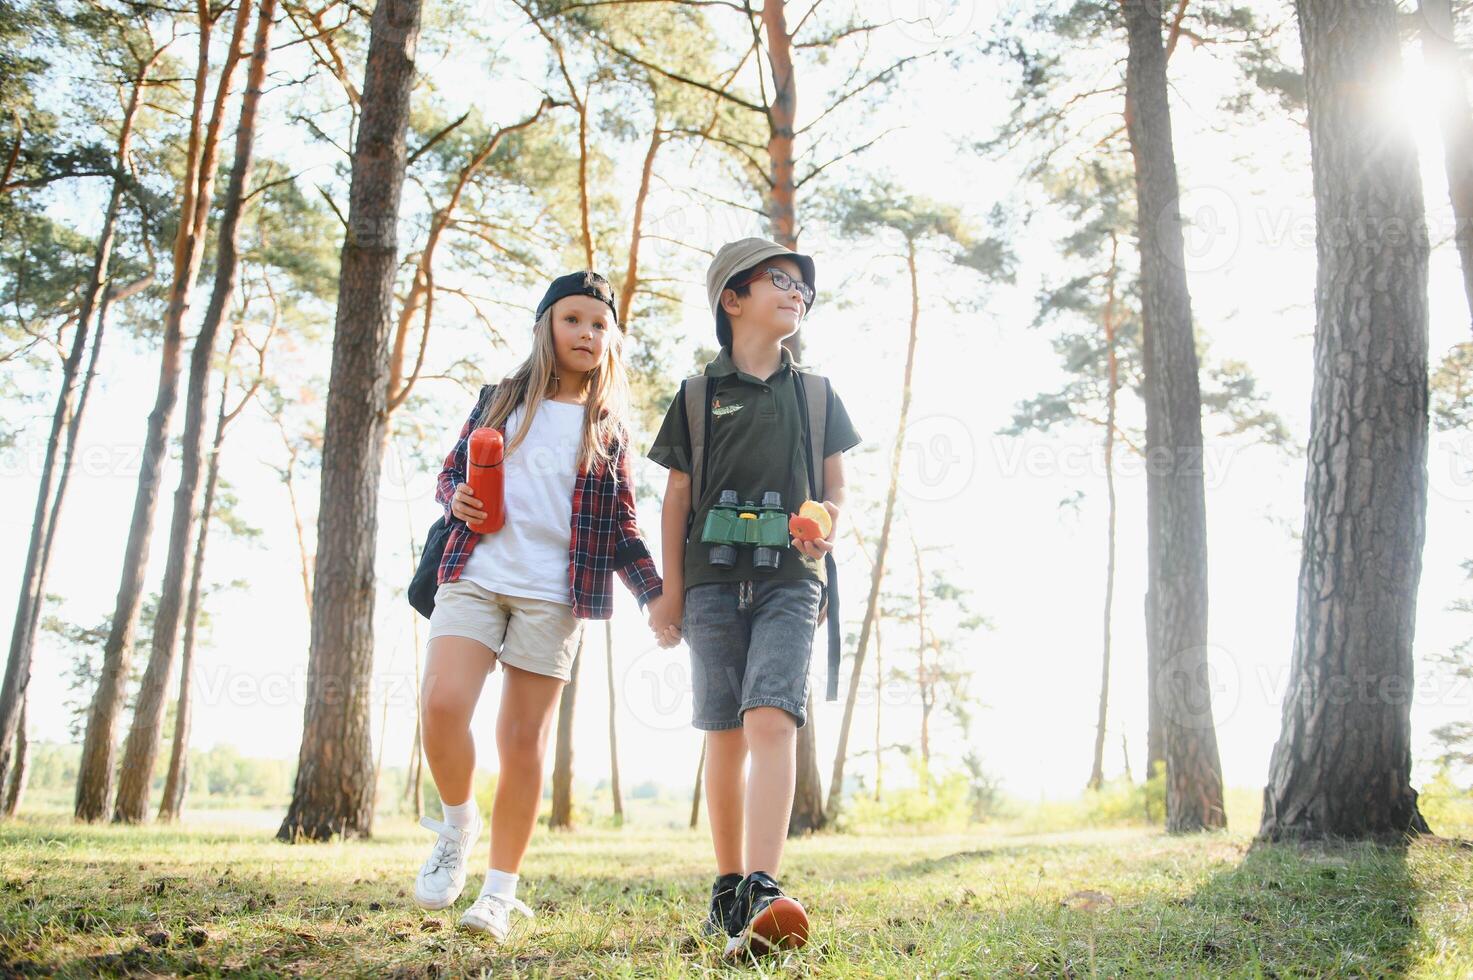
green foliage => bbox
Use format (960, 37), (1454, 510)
(1418, 766), (1473, 830)
(842, 756), (975, 832)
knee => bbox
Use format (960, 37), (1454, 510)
(421, 684), (471, 735)
(498, 717), (546, 763)
(742, 706), (796, 746)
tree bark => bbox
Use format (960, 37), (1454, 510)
(1259, 0), (1432, 843)
(605, 621), (623, 821)
(758, 3), (823, 832)
(115, 0), (277, 824)
(689, 739), (705, 830)
(1089, 233), (1122, 791)
(1419, 0), (1473, 332)
(277, 0), (424, 842)
(0, 38), (158, 794)
(75, 0), (248, 822)
(159, 323), (263, 823)
(618, 123), (662, 328)
(913, 536), (931, 773)
(826, 239), (920, 817)
(2, 697), (26, 817)
(549, 631), (584, 830)
(762, 0), (801, 364)
(1123, 0), (1225, 832)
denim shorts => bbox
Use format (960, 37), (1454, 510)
(681, 578), (824, 730)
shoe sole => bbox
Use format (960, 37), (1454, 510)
(724, 896), (809, 959)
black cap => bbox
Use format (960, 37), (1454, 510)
(535, 271), (619, 327)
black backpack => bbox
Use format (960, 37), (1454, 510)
(679, 367), (843, 701)
(409, 384), (495, 619)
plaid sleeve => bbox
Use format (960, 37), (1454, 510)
(611, 433), (663, 608)
(435, 386), (488, 519)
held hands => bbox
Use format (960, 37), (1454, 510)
(450, 482), (486, 525)
(646, 592), (683, 649)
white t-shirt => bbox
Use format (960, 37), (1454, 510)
(460, 399), (585, 605)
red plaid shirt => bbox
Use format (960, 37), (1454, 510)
(435, 384), (663, 619)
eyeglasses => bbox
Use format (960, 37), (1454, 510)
(733, 266), (815, 306)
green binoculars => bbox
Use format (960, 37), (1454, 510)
(700, 489), (788, 570)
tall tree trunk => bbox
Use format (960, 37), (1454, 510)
(605, 621), (623, 821)
(826, 239), (920, 817)
(1419, 0), (1473, 331)
(156, 445), (214, 824)
(755, 0), (820, 832)
(762, 0), (800, 364)
(159, 325), (252, 823)
(549, 631), (585, 830)
(913, 536), (931, 775)
(277, 0), (424, 842)
(873, 612), (883, 801)
(2, 697), (26, 817)
(0, 41), (158, 792)
(1259, 0), (1432, 843)
(689, 739), (705, 830)
(116, 0), (277, 824)
(75, 1), (248, 822)
(618, 123), (662, 327)
(1089, 233), (1122, 791)
(1123, 0), (1225, 832)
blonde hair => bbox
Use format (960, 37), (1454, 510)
(475, 302), (631, 476)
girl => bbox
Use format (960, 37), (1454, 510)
(416, 271), (679, 940)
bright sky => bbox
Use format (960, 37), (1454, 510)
(3, 1), (1471, 813)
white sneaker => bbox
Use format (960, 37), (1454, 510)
(413, 812), (481, 910)
(458, 892), (534, 940)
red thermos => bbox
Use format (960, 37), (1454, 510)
(466, 427), (505, 533)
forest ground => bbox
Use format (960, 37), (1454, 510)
(2, 793), (1471, 978)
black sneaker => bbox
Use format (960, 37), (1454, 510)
(704, 872), (743, 937)
(722, 871), (809, 959)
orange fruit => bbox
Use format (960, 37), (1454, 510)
(788, 500), (832, 542)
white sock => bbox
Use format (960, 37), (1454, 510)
(441, 797), (478, 829)
(479, 868), (519, 901)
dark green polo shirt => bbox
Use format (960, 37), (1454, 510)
(647, 346), (862, 591)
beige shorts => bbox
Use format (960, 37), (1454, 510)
(427, 578), (584, 681)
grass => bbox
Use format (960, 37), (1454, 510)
(1, 803), (1471, 977)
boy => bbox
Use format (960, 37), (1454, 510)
(647, 238), (861, 959)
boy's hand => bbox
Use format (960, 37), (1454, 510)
(647, 591), (683, 648)
(450, 482), (486, 525)
(791, 500), (840, 561)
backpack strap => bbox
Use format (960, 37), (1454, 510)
(793, 371), (828, 501)
(793, 370), (842, 702)
(680, 374), (711, 540)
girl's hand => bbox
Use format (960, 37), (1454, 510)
(450, 482), (486, 525)
(792, 500), (840, 561)
(647, 592), (683, 649)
